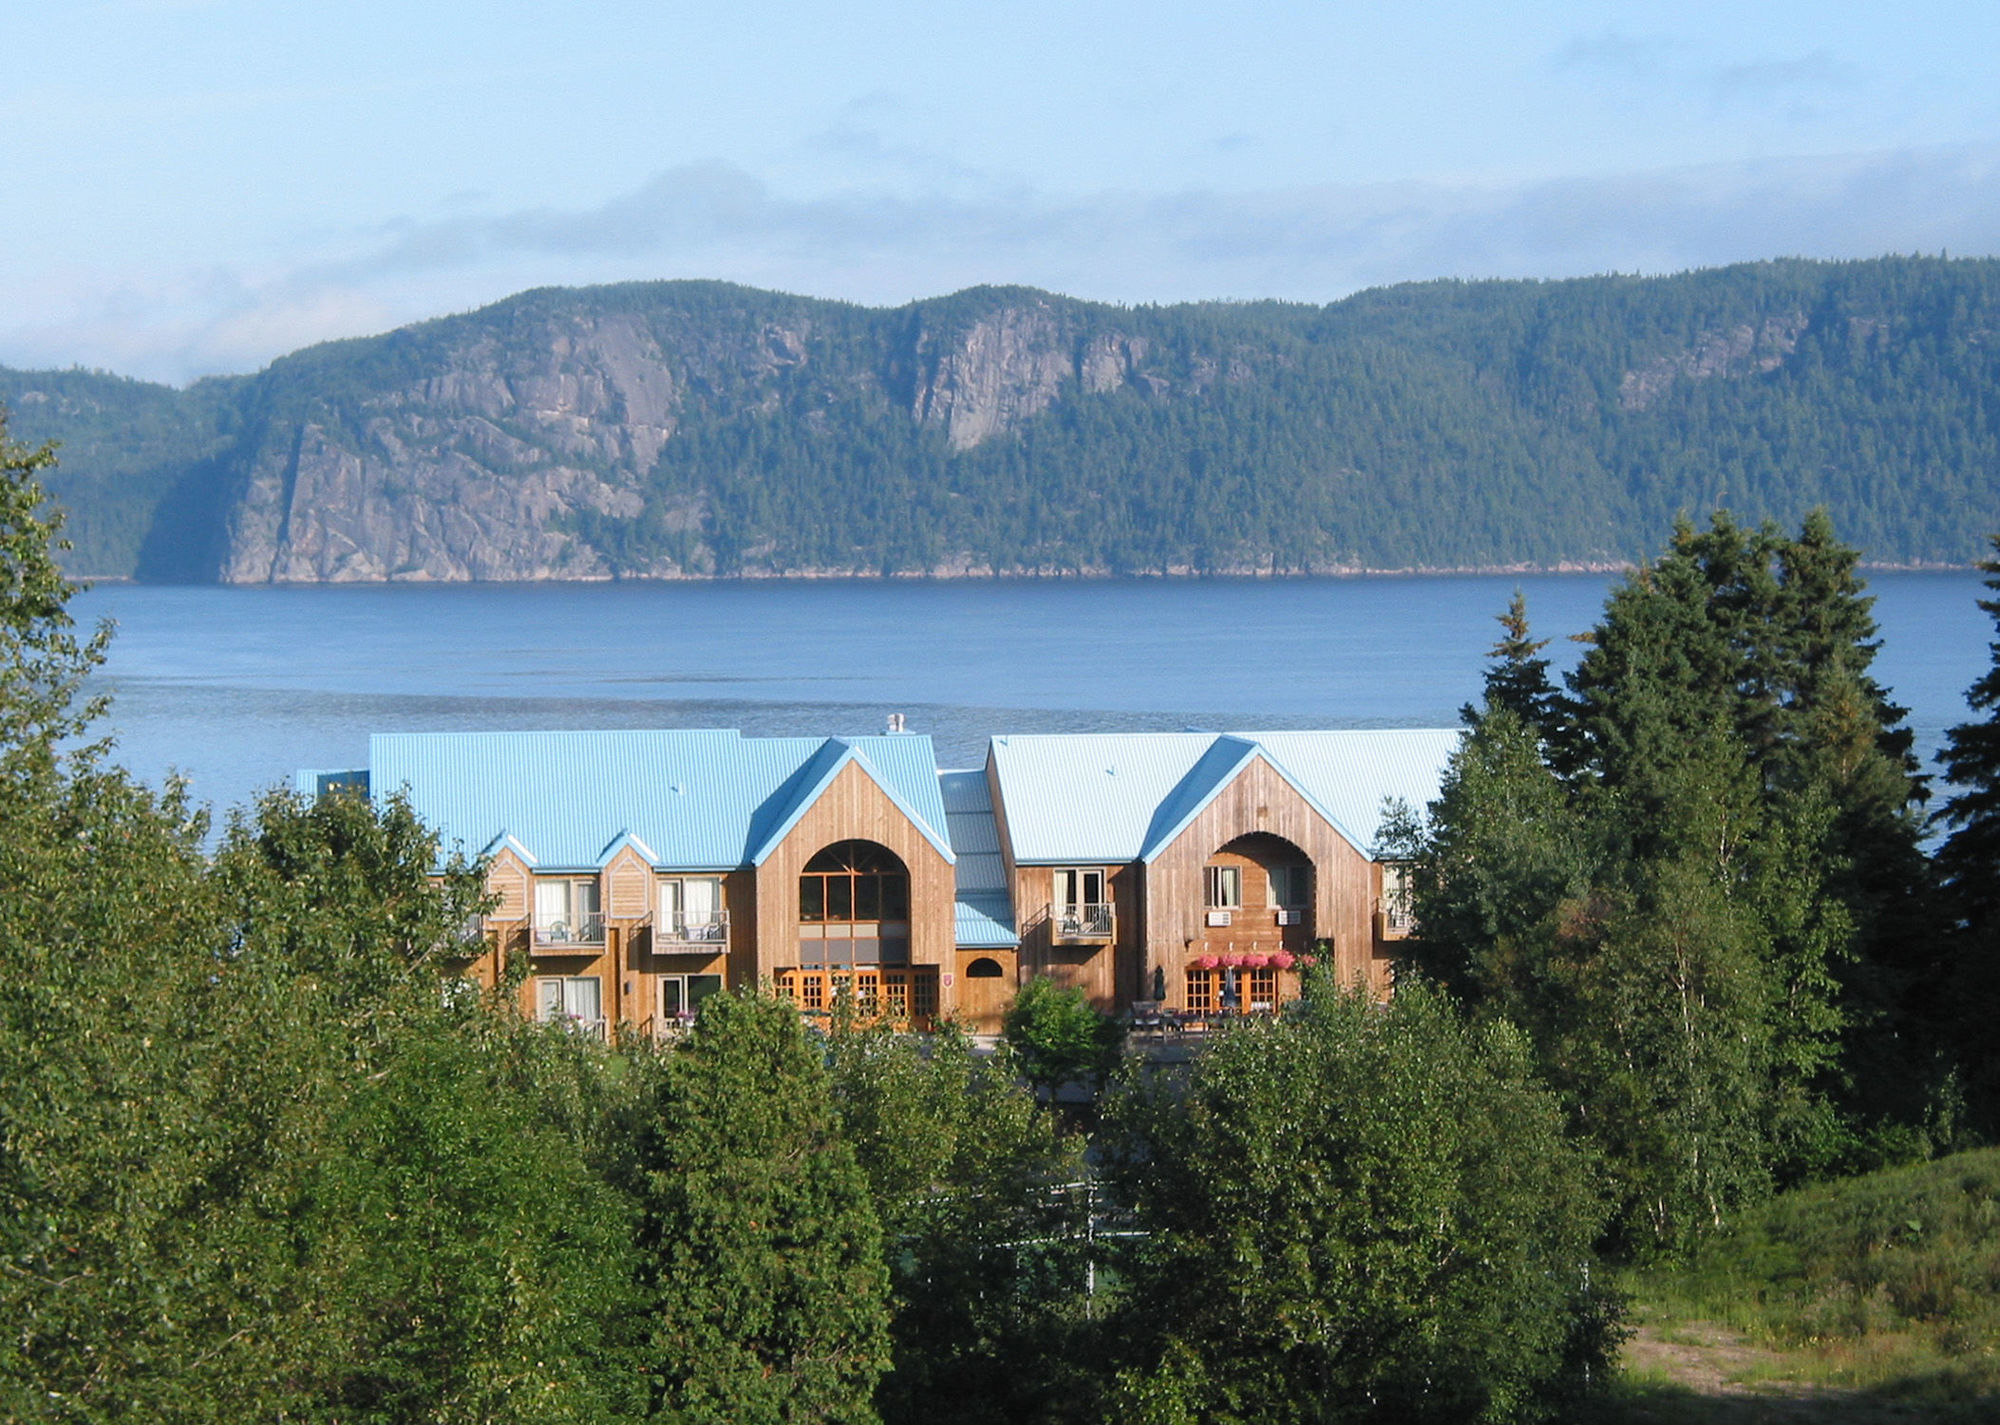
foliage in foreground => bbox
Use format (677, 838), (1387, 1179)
(1104, 977), (1622, 1424)
(826, 1019), (1099, 1424)
(619, 990), (892, 1425)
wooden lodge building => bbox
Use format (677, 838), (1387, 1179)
(300, 726), (1459, 1033)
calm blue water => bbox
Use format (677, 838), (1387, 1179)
(69, 572), (1993, 823)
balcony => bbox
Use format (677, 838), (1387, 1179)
(533, 913), (606, 950)
(1049, 900), (1114, 944)
(654, 909), (730, 950)
(1374, 899), (1415, 939)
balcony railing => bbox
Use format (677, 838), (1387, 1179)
(1049, 901), (1115, 941)
(533, 914), (606, 949)
(654, 910), (730, 948)
(1375, 899), (1415, 937)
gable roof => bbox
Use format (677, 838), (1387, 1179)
(744, 739), (955, 866)
(365, 729), (952, 872)
(989, 729), (1460, 863)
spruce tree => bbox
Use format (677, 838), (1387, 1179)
(1467, 589), (1562, 735)
(1936, 538), (2000, 927)
(1933, 539), (2000, 1136)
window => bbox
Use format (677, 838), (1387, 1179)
(534, 878), (603, 945)
(1269, 864), (1310, 908)
(660, 973), (723, 1021)
(1204, 865), (1242, 909)
(1052, 868), (1111, 936)
(800, 841), (909, 923)
(660, 877), (725, 942)
(965, 956), (1005, 978)
(534, 975), (603, 1033)
(799, 841), (909, 968)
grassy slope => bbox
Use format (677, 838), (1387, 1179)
(1595, 1147), (2000, 1421)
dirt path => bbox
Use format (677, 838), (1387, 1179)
(1616, 1323), (1932, 1423)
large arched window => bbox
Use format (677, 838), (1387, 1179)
(800, 840), (910, 922)
(799, 840), (910, 967)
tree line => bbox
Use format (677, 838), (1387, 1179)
(6, 402), (2000, 1422)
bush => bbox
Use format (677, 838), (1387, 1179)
(1001, 976), (1123, 1101)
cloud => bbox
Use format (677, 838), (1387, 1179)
(1554, 29), (1678, 78)
(8, 145), (2000, 385)
(1710, 51), (1856, 105)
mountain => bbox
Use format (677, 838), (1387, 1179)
(5, 258), (2000, 582)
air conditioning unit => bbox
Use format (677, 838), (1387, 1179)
(1206, 909), (1232, 927)
(1274, 909), (1301, 926)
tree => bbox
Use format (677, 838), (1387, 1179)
(1933, 538), (2000, 1137)
(1467, 589), (1563, 737)
(1408, 512), (1931, 1252)
(624, 988), (892, 1424)
(1935, 538), (2000, 927)
(1397, 707), (1590, 1004)
(825, 1020), (1096, 1424)
(1001, 976), (1124, 1102)
(0, 407), (106, 776)
(1104, 978), (1619, 1424)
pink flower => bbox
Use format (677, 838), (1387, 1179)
(1220, 953), (1244, 968)
(1241, 953), (1269, 969)
(1194, 954), (1219, 971)
(1298, 953), (1318, 968)
(1270, 951), (1295, 970)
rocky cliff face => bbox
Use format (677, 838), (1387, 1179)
(216, 287), (1186, 583)
(222, 312), (686, 582)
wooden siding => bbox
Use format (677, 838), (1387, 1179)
(488, 852), (529, 920)
(1013, 863), (1124, 1013)
(1144, 756), (1385, 1005)
(751, 759), (958, 1014)
(606, 853), (650, 919)
(955, 948), (1018, 1031)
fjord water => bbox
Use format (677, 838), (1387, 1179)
(71, 572), (1993, 827)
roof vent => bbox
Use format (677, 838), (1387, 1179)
(886, 712), (907, 734)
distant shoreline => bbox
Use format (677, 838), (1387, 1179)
(63, 561), (1982, 588)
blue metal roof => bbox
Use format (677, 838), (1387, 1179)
(939, 768), (1018, 946)
(953, 892), (1020, 948)
(367, 729), (952, 872)
(989, 729), (1460, 863)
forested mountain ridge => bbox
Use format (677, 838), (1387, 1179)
(5, 257), (2000, 582)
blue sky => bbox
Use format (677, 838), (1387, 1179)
(7, 0), (2000, 384)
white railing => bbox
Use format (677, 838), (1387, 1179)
(655, 909), (729, 946)
(1050, 901), (1115, 939)
(533, 913), (605, 948)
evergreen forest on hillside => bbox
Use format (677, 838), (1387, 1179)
(5, 408), (2000, 1422)
(4, 256), (2000, 581)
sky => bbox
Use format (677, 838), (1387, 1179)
(6, 0), (2000, 385)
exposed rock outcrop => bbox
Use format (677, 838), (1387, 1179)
(215, 288), (1193, 582)
(1618, 315), (1808, 411)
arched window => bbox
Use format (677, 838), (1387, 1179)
(800, 840), (910, 923)
(965, 956), (1005, 979)
(798, 840), (911, 969)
